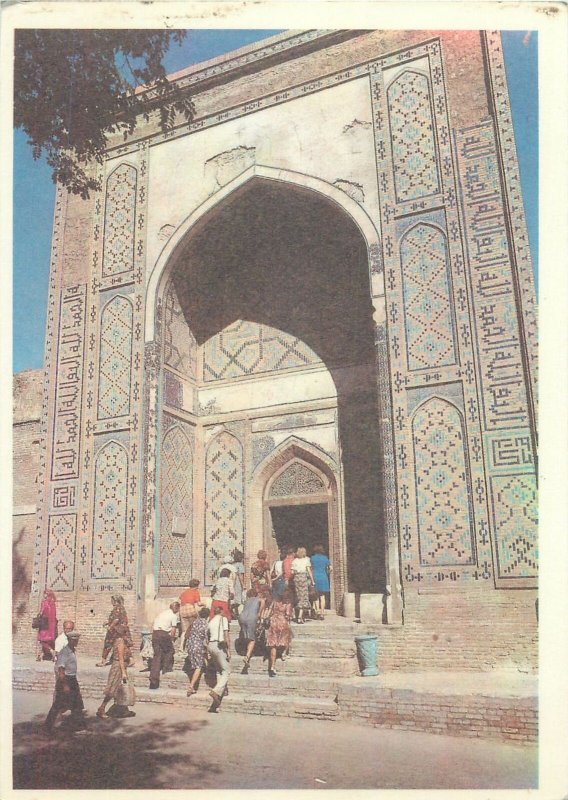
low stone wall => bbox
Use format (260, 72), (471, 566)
(338, 685), (537, 744)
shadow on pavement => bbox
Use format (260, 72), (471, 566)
(13, 713), (218, 789)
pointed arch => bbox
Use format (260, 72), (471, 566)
(247, 436), (345, 600)
(250, 435), (338, 495)
(145, 165), (381, 342)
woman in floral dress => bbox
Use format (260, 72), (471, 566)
(97, 595), (132, 666)
(184, 608), (211, 696)
(266, 588), (294, 677)
(96, 624), (135, 718)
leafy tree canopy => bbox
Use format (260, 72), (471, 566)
(15, 30), (195, 197)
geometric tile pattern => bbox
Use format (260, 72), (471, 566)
(163, 281), (197, 378)
(159, 423), (193, 587)
(412, 398), (475, 566)
(401, 224), (456, 370)
(387, 71), (440, 203)
(491, 474), (538, 578)
(92, 441), (128, 579)
(269, 461), (326, 498)
(204, 431), (244, 585)
(204, 320), (320, 382)
(98, 296), (133, 419)
(46, 513), (77, 591)
(102, 164), (137, 277)
(370, 40), (499, 587)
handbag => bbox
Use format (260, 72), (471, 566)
(32, 613), (48, 631)
(115, 679), (136, 707)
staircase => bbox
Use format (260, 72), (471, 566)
(153, 612), (359, 718)
(12, 610), (538, 742)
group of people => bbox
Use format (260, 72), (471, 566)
(36, 590), (138, 733)
(35, 544), (332, 723)
(177, 545), (332, 709)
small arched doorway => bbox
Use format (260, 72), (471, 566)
(249, 439), (344, 606)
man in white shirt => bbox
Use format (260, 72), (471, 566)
(207, 606), (231, 710)
(53, 619), (75, 664)
(44, 631), (85, 734)
(149, 602), (180, 689)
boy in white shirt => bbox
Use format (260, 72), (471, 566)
(207, 606), (231, 709)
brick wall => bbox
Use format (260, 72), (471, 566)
(338, 685), (537, 744)
(368, 588), (538, 672)
(13, 370), (43, 646)
(115, 30), (489, 147)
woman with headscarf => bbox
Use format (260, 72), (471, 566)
(96, 624), (135, 718)
(291, 547), (314, 624)
(266, 587), (294, 676)
(36, 589), (57, 661)
(250, 550), (272, 600)
(184, 607), (211, 696)
(96, 595), (132, 666)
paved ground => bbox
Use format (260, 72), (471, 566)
(12, 689), (537, 790)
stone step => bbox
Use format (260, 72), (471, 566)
(171, 652), (357, 677)
(134, 686), (340, 719)
(173, 640), (356, 660)
(136, 669), (343, 697)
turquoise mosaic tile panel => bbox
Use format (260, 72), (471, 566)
(204, 431), (244, 584)
(102, 164), (137, 277)
(387, 70), (440, 203)
(159, 423), (193, 587)
(92, 441), (128, 579)
(98, 296), (133, 419)
(401, 223), (457, 370)
(46, 514), (77, 591)
(490, 474), (538, 579)
(413, 398), (475, 566)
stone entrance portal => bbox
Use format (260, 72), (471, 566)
(148, 171), (384, 607)
(20, 31), (537, 659)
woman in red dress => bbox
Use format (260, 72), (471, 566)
(36, 589), (57, 661)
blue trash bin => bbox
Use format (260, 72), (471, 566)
(355, 634), (379, 676)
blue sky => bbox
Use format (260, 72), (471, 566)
(13, 30), (538, 373)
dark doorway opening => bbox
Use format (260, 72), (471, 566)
(269, 503), (329, 556)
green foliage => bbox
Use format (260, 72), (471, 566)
(14, 30), (195, 197)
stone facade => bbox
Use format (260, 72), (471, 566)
(14, 30), (537, 666)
